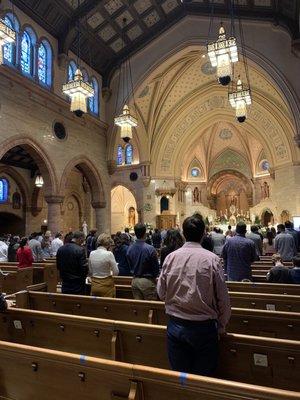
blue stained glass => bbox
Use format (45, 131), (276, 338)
(3, 16), (13, 64)
(117, 145), (123, 165)
(191, 168), (200, 177)
(125, 144), (133, 165)
(68, 62), (76, 81)
(88, 78), (99, 115)
(38, 43), (47, 84)
(21, 31), (32, 75)
(261, 160), (270, 171)
(0, 179), (9, 203)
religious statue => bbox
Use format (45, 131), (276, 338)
(193, 187), (200, 203)
(128, 207), (136, 227)
(261, 182), (270, 199)
(12, 191), (21, 209)
(82, 221), (88, 237)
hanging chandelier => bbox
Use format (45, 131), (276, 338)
(114, 18), (137, 142)
(207, 24), (238, 86)
(229, 78), (251, 123)
(62, 68), (94, 117)
(0, 19), (16, 65)
(35, 174), (44, 188)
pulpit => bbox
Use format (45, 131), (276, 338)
(156, 214), (176, 230)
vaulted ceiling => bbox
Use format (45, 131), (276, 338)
(12, 0), (300, 83)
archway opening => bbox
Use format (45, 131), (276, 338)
(261, 209), (274, 227)
(0, 212), (25, 235)
(111, 186), (138, 233)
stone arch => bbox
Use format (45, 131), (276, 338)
(0, 165), (30, 209)
(0, 136), (57, 196)
(111, 185), (138, 232)
(59, 156), (105, 205)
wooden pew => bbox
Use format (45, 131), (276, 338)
(17, 289), (300, 314)
(0, 341), (298, 400)
(0, 268), (33, 294)
(14, 291), (300, 340)
(0, 262), (58, 292)
(227, 281), (300, 295)
(0, 308), (300, 391)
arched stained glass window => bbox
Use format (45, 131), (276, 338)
(38, 42), (47, 84)
(68, 61), (77, 81)
(88, 77), (99, 115)
(21, 31), (33, 75)
(125, 144), (133, 165)
(0, 178), (9, 203)
(3, 15), (14, 64)
(117, 145), (123, 165)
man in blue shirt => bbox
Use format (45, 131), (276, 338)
(222, 222), (256, 281)
(127, 223), (159, 300)
(290, 256), (300, 284)
(275, 224), (297, 261)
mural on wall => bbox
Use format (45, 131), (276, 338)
(209, 149), (251, 178)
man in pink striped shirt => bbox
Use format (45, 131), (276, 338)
(157, 215), (231, 376)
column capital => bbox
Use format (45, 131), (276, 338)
(45, 195), (64, 204)
(92, 201), (106, 209)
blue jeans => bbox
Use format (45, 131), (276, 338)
(167, 317), (218, 376)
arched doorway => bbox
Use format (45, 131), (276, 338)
(0, 212), (25, 235)
(261, 209), (274, 227)
(160, 196), (169, 213)
(111, 186), (138, 233)
(280, 210), (290, 224)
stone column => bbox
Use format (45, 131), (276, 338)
(92, 201), (109, 234)
(45, 195), (64, 234)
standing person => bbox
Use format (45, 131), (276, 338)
(86, 229), (97, 257)
(274, 224), (297, 262)
(201, 226), (214, 252)
(246, 225), (263, 260)
(56, 231), (88, 295)
(290, 256), (300, 284)
(0, 238), (8, 262)
(51, 233), (63, 256)
(160, 229), (184, 266)
(113, 234), (131, 276)
(152, 228), (162, 250)
(225, 225), (233, 238)
(127, 223), (159, 300)
(16, 237), (34, 269)
(124, 227), (134, 244)
(157, 216), (231, 376)
(7, 236), (20, 262)
(266, 254), (290, 283)
(222, 222), (256, 281)
(41, 231), (52, 258)
(285, 221), (298, 250)
(29, 233), (44, 262)
(88, 234), (119, 297)
(211, 228), (225, 256)
(263, 230), (276, 255)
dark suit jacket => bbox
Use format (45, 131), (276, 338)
(56, 242), (88, 285)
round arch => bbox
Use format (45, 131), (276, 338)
(111, 185), (138, 233)
(0, 136), (58, 196)
(59, 156), (106, 205)
(0, 165), (30, 208)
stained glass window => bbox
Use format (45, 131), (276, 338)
(38, 43), (47, 84)
(117, 145), (123, 165)
(261, 160), (270, 171)
(3, 16), (14, 64)
(21, 31), (32, 75)
(68, 61), (76, 81)
(88, 78), (99, 115)
(0, 178), (9, 203)
(191, 168), (200, 177)
(125, 144), (133, 165)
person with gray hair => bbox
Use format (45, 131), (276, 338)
(88, 233), (119, 297)
(56, 231), (88, 295)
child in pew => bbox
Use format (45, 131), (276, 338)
(266, 254), (291, 283)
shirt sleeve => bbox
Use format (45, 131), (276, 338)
(27, 248), (34, 264)
(157, 263), (167, 301)
(274, 237), (279, 252)
(79, 248), (88, 277)
(213, 259), (231, 333)
(151, 248), (160, 277)
(88, 257), (92, 277)
(221, 242), (228, 273)
(109, 252), (119, 276)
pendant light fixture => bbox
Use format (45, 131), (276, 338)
(0, 13), (16, 65)
(207, 2), (238, 86)
(114, 18), (137, 142)
(228, 15), (252, 123)
(35, 174), (44, 188)
(62, 0), (94, 117)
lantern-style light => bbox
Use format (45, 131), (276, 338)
(0, 19), (16, 65)
(114, 104), (137, 143)
(228, 78), (251, 123)
(35, 174), (44, 188)
(62, 68), (94, 117)
(207, 25), (238, 86)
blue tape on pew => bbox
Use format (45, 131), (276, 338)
(179, 372), (187, 386)
(80, 355), (87, 365)
(92, 296), (98, 300)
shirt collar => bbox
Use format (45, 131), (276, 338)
(182, 242), (202, 248)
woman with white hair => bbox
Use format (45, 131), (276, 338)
(88, 233), (119, 297)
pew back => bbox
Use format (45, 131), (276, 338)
(0, 268), (33, 294)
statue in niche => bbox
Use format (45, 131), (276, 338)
(193, 187), (201, 203)
(12, 191), (21, 209)
(230, 195), (238, 207)
(261, 182), (270, 199)
(82, 221), (88, 237)
(128, 207), (136, 227)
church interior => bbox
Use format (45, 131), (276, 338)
(0, 0), (300, 398)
